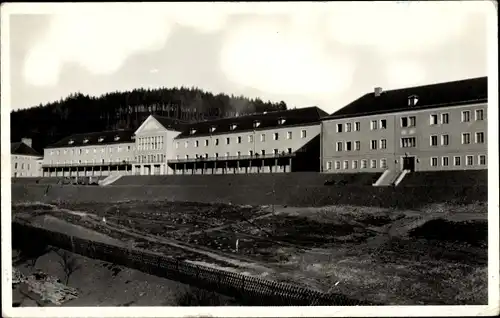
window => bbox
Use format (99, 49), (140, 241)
(326, 161), (332, 170)
(345, 123), (352, 132)
(237, 151), (241, 157)
(210, 126), (216, 133)
(346, 141), (352, 151)
(430, 114), (438, 125)
(371, 120), (378, 130)
(261, 150), (266, 155)
(354, 122), (360, 131)
(215, 138), (219, 146)
(430, 135), (438, 146)
(185, 141), (189, 148)
(441, 134), (449, 146)
(254, 121), (261, 128)
(476, 132), (485, 144)
(176, 155), (180, 160)
(79, 149), (82, 154)
(380, 159), (387, 169)
(462, 133), (471, 144)
(273, 133), (279, 140)
(186, 154), (190, 159)
(237, 136), (242, 144)
(355, 141), (360, 151)
(287, 148), (292, 154)
(335, 161), (341, 170)
(226, 152), (230, 157)
(441, 113), (449, 124)
(287, 131), (292, 140)
(370, 159), (377, 168)
(380, 119), (387, 129)
(194, 140), (199, 148)
(261, 134), (266, 142)
(479, 155), (486, 165)
(230, 124), (237, 131)
(466, 155), (473, 166)
(370, 140), (377, 150)
(273, 149), (279, 155)
(175, 141), (179, 149)
(380, 139), (387, 149)
(278, 118), (286, 125)
(301, 130), (307, 138)
(14, 162), (18, 169)
(454, 156), (461, 166)
(442, 157), (449, 166)
(249, 150), (253, 156)
(361, 160), (367, 169)
(336, 142), (343, 152)
(401, 116), (416, 127)
(337, 124), (343, 132)
(401, 137), (416, 148)
(343, 160), (349, 169)
(431, 157), (438, 167)
(462, 111), (470, 122)
(226, 137), (230, 145)
(475, 109), (484, 121)
(204, 139), (209, 146)
(352, 160), (358, 169)
(248, 135), (254, 143)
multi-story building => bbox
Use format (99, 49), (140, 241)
(321, 76), (488, 175)
(168, 107), (328, 174)
(11, 138), (43, 177)
(132, 115), (186, 175)
(42, 129), (136, 177)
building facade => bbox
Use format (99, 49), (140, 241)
(132, 115), (186, 175)
(42, 130), (136, 177)
(321, 77), (488, 174)
(11, 138), (43, 177)
(168, 107), (328, 174)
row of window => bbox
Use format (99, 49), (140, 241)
(176, 148), (294, 160)
(325, 154), (487, 171)
(178, 130), (308, 149)
(336, 139), (388, 151)
(137, 136), (164, 151)
(326, 158), (388, 170)
(49, 145), (133, 156)
(135, 154), (166, 163)
(49, 158), (131, 165)
(336, 108), (485, 132)
(13, 163), (31, 170)
(430, 155), (486, 167)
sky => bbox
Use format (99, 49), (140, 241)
(4, 1), (493, 114)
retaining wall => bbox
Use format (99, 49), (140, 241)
(12, 183), (486, 209)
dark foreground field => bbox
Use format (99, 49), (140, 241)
(12, 200), (488, 305)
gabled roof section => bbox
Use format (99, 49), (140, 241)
(47, 129), (135, 149)
(175, 106), (328, 139)
(327, 76), (487, 120)
(11, 142), (41, 157)
(151, 115), (188, 131)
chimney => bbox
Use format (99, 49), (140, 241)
(21, 138), (32, 148)
(374, 87), (383, 97)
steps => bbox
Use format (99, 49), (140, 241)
(98, 174), (123, 186)
(373, 169), (410, 187)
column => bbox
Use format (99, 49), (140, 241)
(193, 163), (196, 175)
(225, 162), (228, 175)
(174, 164), (177, 175)
(236, 161), (240, 174)
(183, 164), (186, 175)
(249, 160), (252, 174)
(203, 163), (206, 174)
(289, 157), (292, 173)
(274, 159), (278, 173)
(100, 166), (103, 176)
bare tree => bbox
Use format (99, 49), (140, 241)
(55, 250), (81, 285)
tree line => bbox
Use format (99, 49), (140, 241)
(10, 87), (287, 152)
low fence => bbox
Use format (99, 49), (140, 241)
(12, 221), (374, 306)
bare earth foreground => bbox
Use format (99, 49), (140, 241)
(12, 200), (487, 305)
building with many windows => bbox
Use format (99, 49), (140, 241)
(321, 77), (487, 177)
(42, 129), (136, 177)
(11, 138), (43, 177)
(168, 107), (328, 174)
(132, 115), (187, 175)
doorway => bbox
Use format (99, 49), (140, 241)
(402, 156), (416, 172)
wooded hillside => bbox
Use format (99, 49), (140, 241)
(11, 87), (287, 152)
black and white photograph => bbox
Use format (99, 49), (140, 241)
(1, 1), (499, 317)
